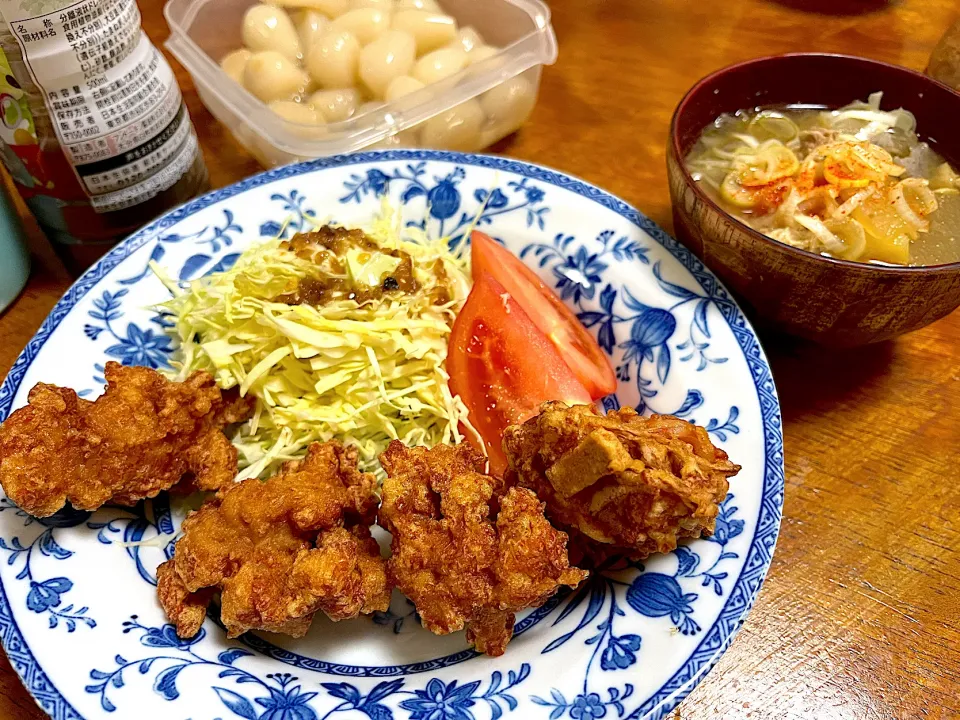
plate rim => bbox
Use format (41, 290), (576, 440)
(0, 149), (785, 720)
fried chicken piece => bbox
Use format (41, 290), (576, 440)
(156, 558), (213, 639)
(502, 402), (741, 562)
(0, 362), (254, 517)
(158, 441), (389, 639)
(378, 441), (587, 656)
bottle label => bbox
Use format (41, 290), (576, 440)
(0, 45), (37, 149)
(0, 0), (202, 212)
(0, 42), (91, 235)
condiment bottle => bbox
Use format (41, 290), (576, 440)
(0, 0), (209, 275)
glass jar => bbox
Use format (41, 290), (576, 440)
(0, 2), (209, 275)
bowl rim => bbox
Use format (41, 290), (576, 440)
(669, 52), (960, 275)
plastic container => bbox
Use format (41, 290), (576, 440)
(164, 0), (557, 167)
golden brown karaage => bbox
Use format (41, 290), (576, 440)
(502, 402), (741, 562)
(378, 441), (587, 656)
(158, 441), (390, 638)
(0, 362), (253, 517)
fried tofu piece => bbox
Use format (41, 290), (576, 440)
(0, 362), (253, 517)
(378, 441), (587, 656)
(502, 402), (741, 561)
(157, 441), (389, 639)
(545, 428), (634, 497)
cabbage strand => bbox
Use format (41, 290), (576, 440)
(153, 209), (475, 480)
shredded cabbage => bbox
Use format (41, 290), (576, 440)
(153, 204), (476, 480)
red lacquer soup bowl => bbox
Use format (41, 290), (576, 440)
(668, 53), (960, 346)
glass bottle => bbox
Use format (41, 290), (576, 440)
(0, 0), (209, 275)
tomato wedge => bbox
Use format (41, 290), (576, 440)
(470, 231), (616, 399)
(447, 273), (592, 476)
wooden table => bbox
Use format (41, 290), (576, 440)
(2, 0), (959, 717)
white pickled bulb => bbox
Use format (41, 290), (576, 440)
(271, 0), (348, 16)
(314, 0), (350, 14)
(370, 129), (419, 148)
(305, 30), (361, 88)
(244, 51), (310, 102)
(351, 0), (392, 9)
(292, 10), (330, 49)
(330, 8), (390, 46)
(384, 74), (425, 101)
(412, 46), (465, 85)
(242, 5), (301, 61)
(269, 100), (328, 139)
(466, 44), (499, 66)
(220, 48), (252, 84)
(454, 26), (483, 54)
(356, 100), (385, 115)
(270, 99), (323, 123)
(392, 11), (456, 56)
(396, 0), (440, 10)
(420, 99), (483, 151)
(480, 75), (536, 129)
(359, 30), (416, 98)
(308, 88), (360, 121)
(479, 124), (508, 148)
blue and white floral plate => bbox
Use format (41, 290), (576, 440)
(0, 150), (784, 720)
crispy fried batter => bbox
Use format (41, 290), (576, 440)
(502, 402), (741, 561)
(378, 441), (587, 656)
(158, 441), (389, 638)
(156, 559), (212, 639)
(0, 362), (253, 517)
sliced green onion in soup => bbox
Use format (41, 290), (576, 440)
(747, 111), (799, 143)
(824, 217), (867, 260)
(794, 214), (866, 260)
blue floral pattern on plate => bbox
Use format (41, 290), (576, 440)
(85, 615), (532, 720)
(0, 501), (94, 633)
(0, 150), (783, 720)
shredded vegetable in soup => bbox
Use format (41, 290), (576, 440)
(685, 92), (960, 266)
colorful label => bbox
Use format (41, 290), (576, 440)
(0, 46), (44, 184)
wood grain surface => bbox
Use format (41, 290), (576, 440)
(1, 1), (959, 718)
